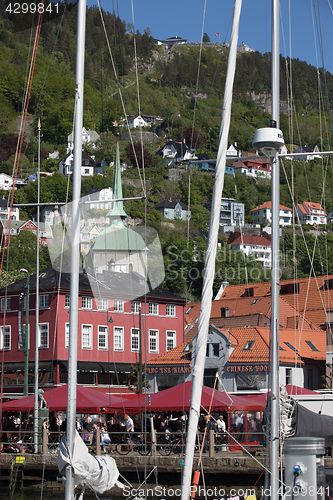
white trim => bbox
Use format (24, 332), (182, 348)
(82, 324), (93, 349)
(98, 325), (108, 350)
(114, 326), (124, 351)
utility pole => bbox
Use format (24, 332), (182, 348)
(21, 268), (30, 396)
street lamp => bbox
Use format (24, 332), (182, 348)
(20, 268), (30, 396)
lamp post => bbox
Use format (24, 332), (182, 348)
(20, 268), (30, 396)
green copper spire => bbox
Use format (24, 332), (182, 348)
(107, 138), (127, 221)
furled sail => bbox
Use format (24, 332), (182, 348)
(58, 430), (123, 494)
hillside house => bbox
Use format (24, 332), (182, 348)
(233, 152), (272, 179)
(250, 201), (292, 226)
(0, 196), (19, 220)
(296, 201), (327, 225)
(229, 234), (272, 267)
(67, 127), (100, 153)
(154, 198), (191, 221)
(156, 139), (195, 166)
(294, 145), (321, 160)
(58, 151), (96, 176)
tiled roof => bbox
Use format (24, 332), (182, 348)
(226, 327), (326, 364)
(185, 277), (329, 330)
(250, 201), (292, 212)
(147, 343), (191, 365)
(297, 201), (327, 217)
(229, 235), (271, 247)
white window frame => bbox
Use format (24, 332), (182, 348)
(82, 296), (92, 310)
(39, 294), (49, 309)
(98, 298), (108, 311)
(149, 329), (159, 353)
(149, 303), (158, 315)
(0, 325), (11, 350)
(65, 323), (69, 348)
(166, 330), (176, 351)
(114, 326), (124, 351)
(98, 325), (108, 350)
(39, 323), (49, 348)
(131, 301), (141, 314)
(131, 328), (140, 352)
(0, 297), (11, 311)
(82, 324), (92, 349)
(114, 300), (124, 313)
(166, 304), (176, 317)
(65, 295), (70, 308)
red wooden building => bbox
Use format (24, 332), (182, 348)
(0, 267), (186, 396)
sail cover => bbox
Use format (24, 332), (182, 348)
(58, 430), (123, 494)
(293, 404), (333, 446)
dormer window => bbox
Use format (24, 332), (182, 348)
(243, 340), (255, 351)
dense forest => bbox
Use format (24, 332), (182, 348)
(1, 2), (333, 299)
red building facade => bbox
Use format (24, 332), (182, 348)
(0, 268), (186, 395)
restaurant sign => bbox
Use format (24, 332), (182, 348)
(227, 364), (270, 373)
(147, 366), (191, 375)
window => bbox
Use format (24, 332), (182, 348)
(131, 301), (141, 314)
(284, 342), (298, 352)
(0, 326), (11, 350)
(39, 295), (49, 309)
(115, 264), (127, 273)
(114, 300), (124, 312)
(98, 326), (108, 350)
(0, 297), (11, 311)
(114, 327), (124, 351)
(65, 323), (69, 348)
(286, 368), (292, 385)
(166, 304), (176, 317)
(82, 296), (92, 309)
(243, 341), (255, 351)
(82, 325), (92, 349)
(166, 331), (176, 351)
(131, 329), (140, 351)
(98, 298), (108, 311)
(65, 295), (70, 308)
(212, 343), (219, 357)
(305, 340), (319, 352)
(149, 330), (158, 353)
(39, 323), (49, 348)
(149, 303), (158, 315)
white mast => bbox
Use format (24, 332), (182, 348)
(65, 0), (86, 498)
(269, 1), (281, 498)
(180, 2), (242, 499)
(252, 2), (282, 498)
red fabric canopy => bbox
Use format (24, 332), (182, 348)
(112, 381), (265, 413)
(1, 384), (125, 412)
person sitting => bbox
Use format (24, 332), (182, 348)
(100, 426), (111, 452)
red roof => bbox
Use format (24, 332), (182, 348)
(250, 201), (292, 212)
(229, 234), (271, 247)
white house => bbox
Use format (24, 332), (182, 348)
(294, 145), (321, 160)
(250, 201), (292, 227)
(229, 234), (272, 267)
(58, 151), (96, 176)
(296, 201), (327, 225)
(156, 139), (195, 166)
(0, 174), (14, 191)
(83, 187), (114, 211)
(0, 196), (19, 220)
(67, 127), (100, 153)
(125, 115), (149, 129)
(233, 153), (272, 179)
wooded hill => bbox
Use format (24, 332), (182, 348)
(1, 3), (333, 299)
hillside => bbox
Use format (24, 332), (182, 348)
(1, 4), (333, 299)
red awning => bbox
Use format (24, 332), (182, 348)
(112, 381), (265, 413)
(1, 384), (125, 412)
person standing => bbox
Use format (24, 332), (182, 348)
(125, 414), (134, 432)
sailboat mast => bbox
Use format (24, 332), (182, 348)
(65, 0), (86, 498)
(270, 0), (280, 498)
(180, 2), (242, 499)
